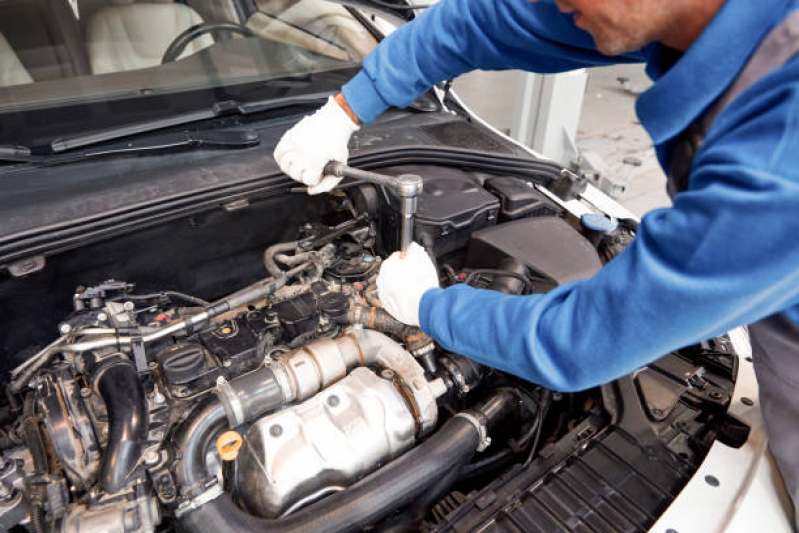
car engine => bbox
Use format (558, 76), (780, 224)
(0, 199), (562, 532)
(1, 164), (731, 533)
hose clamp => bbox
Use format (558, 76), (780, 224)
(454, 412), (491, 452)
(175, 483), (223, 518)
(215, 377), (245, 427)
(270, 361), (296, 403)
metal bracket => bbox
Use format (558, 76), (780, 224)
(175, 483), (224, 518)
(131, 335), (148, 376)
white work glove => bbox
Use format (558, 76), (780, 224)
(377, 242), (440, 327)
(273, 96), (360, 195)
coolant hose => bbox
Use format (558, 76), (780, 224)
(263, 242), (299, 278)
(95, 359), (149, 494)
(346, 305), (415, 339)
(178, 391), (516, 533)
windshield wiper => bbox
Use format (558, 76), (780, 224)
(48, 91), (335, 154)
(0, 145), (35, 163)
(0, 129), (259, 166)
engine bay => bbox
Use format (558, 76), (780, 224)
(0, 164), (740, 532)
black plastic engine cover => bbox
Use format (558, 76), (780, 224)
(485, 177), (563, 220)
(275, 293), (319, 338)
(380, 165), (500, 256)
(466, 217), (602, 286)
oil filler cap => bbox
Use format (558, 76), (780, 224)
(217, 431), (243, 462)
(157, 343), (208, 385)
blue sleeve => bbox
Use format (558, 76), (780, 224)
(419, 67), (799, 392)
(342, 0), (642, 123)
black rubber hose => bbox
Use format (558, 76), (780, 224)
(21, 395), (47, 533)
(173, 397), (227, 493)
(95, 359), (149, 494)
(174, 367), (284, 493)
(116, 291), (210, 307)
(376, 465), (463, 533)
(264, 242), (300, 278)
(179, 391), (516, 533)
(486, 258), (531, 295)
(347, 305), (415, 338)
(179, 416), (479, 533)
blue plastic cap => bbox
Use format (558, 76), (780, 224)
(581, 213), (618, 233)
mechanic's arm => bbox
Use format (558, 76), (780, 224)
(343, 0), (638, 123)
(412, 85), (799, 391)
(274, 0), (641, 193)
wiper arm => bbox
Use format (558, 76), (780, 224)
(0, 130), (259, 165)
(77, 129), (260, 158)
(0, 145), (35, 163)
(49, 91), (335, 153)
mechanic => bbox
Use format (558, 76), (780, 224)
(274, 0), (799, 517)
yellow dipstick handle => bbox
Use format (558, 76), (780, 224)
(217, 430), (243, 462)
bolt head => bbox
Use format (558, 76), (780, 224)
(395, 174), (423, 197)
(97, 312), (108, 322)
(59, 323), (72, 334)
(144, 450), (160, 465)
(123, 301), (135, 311)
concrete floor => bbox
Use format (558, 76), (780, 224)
(452, 65), (672, 217)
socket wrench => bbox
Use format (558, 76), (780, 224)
(323, 162), (423, 257)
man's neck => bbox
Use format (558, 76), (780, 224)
(659, 0), (727, 51)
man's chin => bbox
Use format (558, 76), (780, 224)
(593, 35), (641, 56)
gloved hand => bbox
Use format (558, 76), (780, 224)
(377, 242), (440, 327)
(273, 96), (360, 195)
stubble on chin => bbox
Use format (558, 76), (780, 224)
(589, 26), (650, 56)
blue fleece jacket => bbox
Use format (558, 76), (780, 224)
(342, 0), (799, 391)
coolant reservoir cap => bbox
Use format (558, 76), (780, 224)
(217, 430), (243, 461)
(580, 213), (618, 233)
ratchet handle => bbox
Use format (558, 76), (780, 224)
(322, 161), (420, 258)
(323, 161), (398, 188)
(323, 161), (345, 177)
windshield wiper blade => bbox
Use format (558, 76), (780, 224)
(227, 91), (335, 115)
(79, 129), (261, 157)
(49, 91), (335, 153)
(0, 130), (259, 166)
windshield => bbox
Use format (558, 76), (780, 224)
(0, 0), (377, 113)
